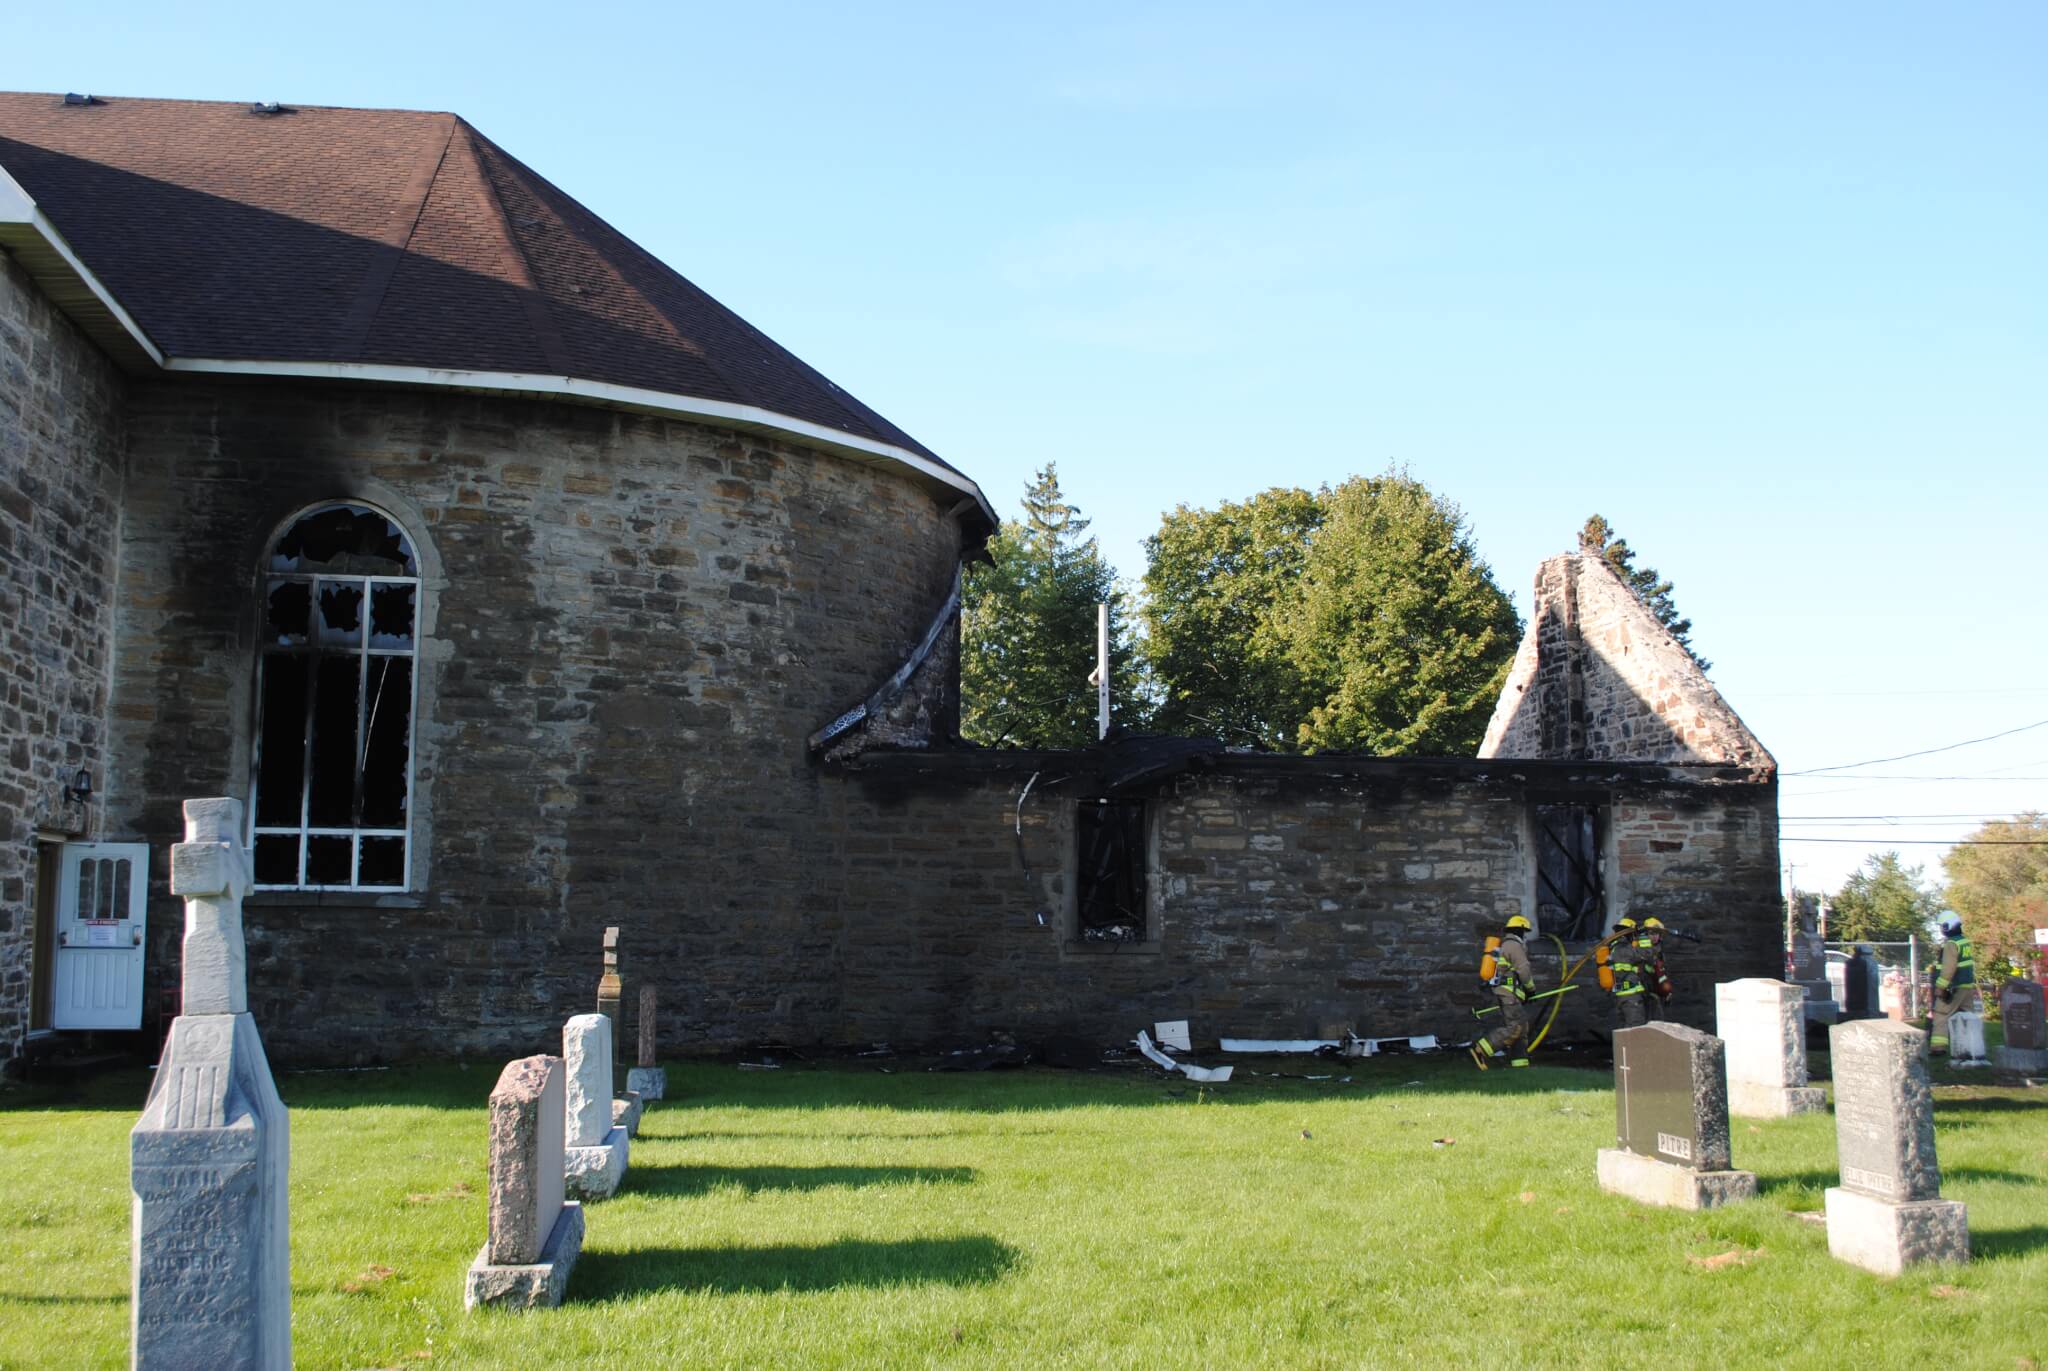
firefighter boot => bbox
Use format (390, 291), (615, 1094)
(1469, 1038), (1498, 1071)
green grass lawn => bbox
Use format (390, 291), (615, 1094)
(2, 1046), (2044, 1370)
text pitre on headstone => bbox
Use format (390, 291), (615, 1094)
(1824, 1019), (1968, 1275)
(1597, 1022), (1757, 1210)
(131, 798), (290, 1370)
(1716, 978), (1826, 1118)
(464, 1055), (584, 1309)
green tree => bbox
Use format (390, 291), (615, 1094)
(1578, 515), (1710, 671)
(1942, 811), (2048, 974)
(1828, 851), (1944, 944)
(960, 465), (1136, 748)
(1140, 488), (1323, 748)
(1272, 473), (1521, 755)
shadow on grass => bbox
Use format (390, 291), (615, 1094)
(1971, 1225), (2048, 1260)
(0, 1291), (124, 1305)
(623, 1163), (974, 1198)
(575, 1235), (1020, 1299)
(1935, 1096), (2048, 1115)
(1757, 1170), (1837, 1197)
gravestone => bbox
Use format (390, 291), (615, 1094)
(465, 1055), (583, 1309)
(1825, 1019), (1969, 1274)
(1994, 980), (2048, 1071)
(1596, 1023), (1756, 1210)
(1842, 948), (1882, 1020)
(131, 798), (290, 1369)
(561, 1014), (628, 1200)
(626, 986), (667, 1102)
(1947, 1011), (1987, 1066)
(595, 929), (642, 1136)
(1716, 979), (1826, 1117)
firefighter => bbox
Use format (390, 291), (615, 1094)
(1608, 916), (1653, 1029)
(1471, 914), (1539, 1069)
(1928, 914), (1977, 1057)
(1640, 917), (1674, 1018)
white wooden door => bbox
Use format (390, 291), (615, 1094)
(52, 843), (149, 1030)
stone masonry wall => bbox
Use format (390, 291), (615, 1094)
(1482, 553), (1773, 768)
(108, 378), (962, 1063)
(821, 758), (1781, 1049)
(0, 254), (126, 1065)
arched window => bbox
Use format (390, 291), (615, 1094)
(250, 504), (421, 890)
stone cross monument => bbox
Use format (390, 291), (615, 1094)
(131, 798), (290, 1369)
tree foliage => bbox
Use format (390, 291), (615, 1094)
(1942, 811), (2048, 973)
(1828, 851), (1944, 944)
(1143, 472), (1521, 756)
(1578, 515), (1710, 671)
(960, 465), (1136, 749)
(1140, 488), (1322, 749)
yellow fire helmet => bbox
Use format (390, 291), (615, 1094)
(1642, 917), (1666, 930)
(1504, 915), (1532, 932)
(1615, 916), (1638, 930)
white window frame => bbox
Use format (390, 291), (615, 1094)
(249, 502), (422, 892)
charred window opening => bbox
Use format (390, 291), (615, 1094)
(252, 503), (420, 890)
(1076, 799), (1147, 943)
(1533, 802), (1606, 940)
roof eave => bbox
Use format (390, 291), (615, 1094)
(0, 161), (165, 371)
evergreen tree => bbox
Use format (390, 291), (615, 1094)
(1829, 851), (1944, 944)
(960, 465), (1136, 748)
(1578, 515), (1711, 671)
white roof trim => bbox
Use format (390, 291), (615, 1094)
(163, 357), (993, 522)
(2, 169), (166, 367)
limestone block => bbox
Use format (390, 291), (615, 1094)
(1992, 1045), (2048, 1072)
(1597, 1147), (1757, 1211)
(564, 1126), (628, 1201)
(612, 1091), (643, 1139)
(1948, 1012), (1987, 1063)
(465, 1202), (584, 1310)
(562, 1014), (613, 1148)
(627, 1066), (667, 1102)
(1728, 1081), (1827, 1119)
(131, 1012), (290, 1370)
(1824, 1186), (1969, 1276)
(485, 1056), (565, 1266)
(177, 896), (249, 1017)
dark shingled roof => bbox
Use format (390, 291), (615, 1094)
(0, 92), (956, 475)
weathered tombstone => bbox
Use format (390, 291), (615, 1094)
(595, 928), (642, 1137)
(1716, 979), (1826, 1117)
(464, 1055), (583, 1310)
(561, 1014), (628, 1200)
(1947, 1011), (1988, 1066)
(1597, 1023), (1757, 1210)
(1993, 980), (2048, 1071)
(1843, 948), (1882, 1020)
(1824, 1019), (1969, 1274)
(131, 798), (290, 1369)
(625, 986), (666, 1102)
(1789, 927), (1825, 982)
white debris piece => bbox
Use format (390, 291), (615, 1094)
(1135, 1031), (1234, 1083)
(1154, 1020), (1191, 1052)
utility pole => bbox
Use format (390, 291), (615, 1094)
(1095, 602), (1110, 741)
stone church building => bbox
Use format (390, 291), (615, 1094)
(1, 93), (1780, 1069)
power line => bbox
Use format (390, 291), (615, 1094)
(1779, 812), (2026, 821)
(1785, 716), (2048, 777)
(1782, 774), (2048, 782)
(1780, 837), (2048, 846)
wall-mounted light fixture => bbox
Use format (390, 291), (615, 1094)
(66, 769), (93, 805)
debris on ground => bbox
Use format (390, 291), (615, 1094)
(339, 1264), (397, 1294)
(1431, 1137), (1455, 1147)
(1687, 1246), (1764, 1271)
(931, 1042), (1031, 1072)
(738, 1061), (781, 1071)
(1135, 1030), (1233, 1083)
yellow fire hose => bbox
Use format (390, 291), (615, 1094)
(1526, 932), (1618, 1057)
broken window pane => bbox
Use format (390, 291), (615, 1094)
(307, 835), (351, 886)
(1534, 802), (1607, 940)
(255, 656), (308, 826)
(271, 505), (417, 576)
(112, 858), (131, 919)
(307, 658), (361, 828)
(359, 837), (405, 887)
(1077, 799), (1147, 942)
(317, 581), (364, 648)
(77, 859), (97, 921)
(359, 657), (412, 827)
(266, 580), (310, 645)
(253, 835), (300, 886)
(369, 582), (415, 649)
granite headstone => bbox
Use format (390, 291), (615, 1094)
(625, 986), (666, 1102)
(1598, 1023), (1755, 1209)
(465, 1055), (583, 1309)
(1994, 981), (2046, 1071)
(1824, 1020), (1969, 1273)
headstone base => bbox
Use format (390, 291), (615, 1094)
(1597, 1148), (1757, 1211)
(627, 1066), (666, 1101)
(612, 1091), (643, 1138)
(1802, 997), (1840, 1027)
(1728, 1082), (1827, 1118)
(1992, 1045), (2048, 1072)
(564, 1126), (628, 1200)
(1824, 1186), (1968, 1275)
(465, 1202), (584, 1310)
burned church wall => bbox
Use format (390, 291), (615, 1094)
(106, 379), (963, 1063)
(0, 256), (127, 1063)
(817, 755), (1781, 1049)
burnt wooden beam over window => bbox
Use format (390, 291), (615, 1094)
(1534, 801), (1606, 940)
(1076, 799), (1146, 943)
(251, 503), (420, 891)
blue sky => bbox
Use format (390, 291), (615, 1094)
(11, 2), (2045, 899)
